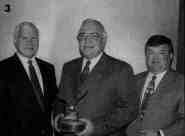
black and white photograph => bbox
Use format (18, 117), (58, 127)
(0, 0), (184, 136)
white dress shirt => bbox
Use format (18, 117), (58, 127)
(141, 70), (167, 136)
(81, 53), (103, 72)
(17, 53), (44, 94)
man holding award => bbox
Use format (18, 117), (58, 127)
(53, 18), (138, 136)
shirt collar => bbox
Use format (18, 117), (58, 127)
(82, 53), (103, 71)
(148, 70), (167, 79)
(16, 52), (36, 64)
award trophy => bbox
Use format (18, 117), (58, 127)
(54, 91), (88, 135)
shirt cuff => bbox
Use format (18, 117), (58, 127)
(159, 129), (165, 136)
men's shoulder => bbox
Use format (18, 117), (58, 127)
(36, 57), (54, 68)
(135, 71), (148, 80)
(0, 55), (18, 78)
(105, 54), (131, 67)
(164, 70), (184, 97)
(105, 54), (133, 71)
(0, 55), (16, 67)
(171, 70), (184, 80)
(63, 57), (82, 68)
(170, 70), (184, 86)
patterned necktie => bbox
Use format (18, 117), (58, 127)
(28, 60), (45, 111)
(80, 60), (91, 84)
(141, 75), (156, 111)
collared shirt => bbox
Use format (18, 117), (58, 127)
(140, 70), (167, 104)
(140, 70), (167, 136)
(81, 53), (103, 72)
(17, 53), (44, 94)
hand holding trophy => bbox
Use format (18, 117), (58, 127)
(54, 104), (87, 135)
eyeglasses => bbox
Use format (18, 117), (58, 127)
(77, 33), (102, 41)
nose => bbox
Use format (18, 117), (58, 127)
(24, 37), (31, 42)
(26, 38), (36, 44)
(82, 36), (89, 42)
(84, 37), (94, 45)
(149, 53), (159, 59)
(151, 56), (161, 64)
(153, 54), (161, 60)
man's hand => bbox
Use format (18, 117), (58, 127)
(53, 113), (64, 132)
(139, 129), (158, 136)
(77, 118), (94, 136)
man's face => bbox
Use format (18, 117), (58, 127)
(15, 24), (39, 58)
(146, 44), (173, 74)
(77, 22), (105, 59)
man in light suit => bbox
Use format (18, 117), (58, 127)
(126, 35), (184, 136)
(53, 18), (138, 136)
(0, 22), (58, 136)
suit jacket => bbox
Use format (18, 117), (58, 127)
(56, 53), (138, 136)
(126, 70), (184, 136)
(0, 54), (58, 136)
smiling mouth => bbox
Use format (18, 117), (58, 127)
(152, 60), (161, 63)
(83, 46), (94, 49)
(24, 47), (34, 50)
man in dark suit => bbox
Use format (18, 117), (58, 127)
(53, 18), (138, 136)
(0, 22), (58, 136)
(126, 35), (184, 136)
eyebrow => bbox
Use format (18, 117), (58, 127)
(78, 32), (101, 35)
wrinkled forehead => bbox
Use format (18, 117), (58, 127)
(21, 24), (37, 35)
(146, 44), (171, 54)
(147, 44), (170, 50)
(79, 21), (104, 35)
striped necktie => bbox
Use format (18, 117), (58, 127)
(141, 75), (156, 111)
(80, 60), (91, 84)
(28, 60), (45, 111)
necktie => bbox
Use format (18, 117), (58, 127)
(141, 75), (156, 111)
(79, 60), (91, 84)
(28, 60), (45, 111)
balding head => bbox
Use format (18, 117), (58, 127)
(77, 18), (107, 59)
(13, 21), (39, 58)
(14, 21), (39, 44)
(77, 18), (107, 45)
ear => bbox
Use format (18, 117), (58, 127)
(14, 39), (16, 45)
(169, 53), (173, 60)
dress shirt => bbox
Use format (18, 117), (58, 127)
(82, 53), (103, 72)
(141, 70), (167, 136)
(17, 53), (44, 94)
(141, 71), (167, 104)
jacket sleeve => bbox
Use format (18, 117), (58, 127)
(163, 77), (184, 136)
(52, 63), (74, 116)
(0, 79), (14, 136)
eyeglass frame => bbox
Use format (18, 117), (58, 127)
(77, 32), (103, 41)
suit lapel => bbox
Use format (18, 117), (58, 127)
(76, 53), (108, 103)
(137, 72), (148, 107)
(35, 59), (49, 111)
(12, 55), (45, 112)
(138, 70), (176, 108)
(14, 54), (45, 112)
(36, 59), (47, 94)
(156, 70), (176, 93)
(13, 54), (31, 84)
(66, 58), (82, 105)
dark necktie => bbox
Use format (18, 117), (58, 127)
(141, 75), (156, 111)
(79, 60), (91, 84)
(28, 60), (45, 111)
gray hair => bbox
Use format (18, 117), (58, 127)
(78, 18), (107, 45)
(14, 21), (39, 44)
